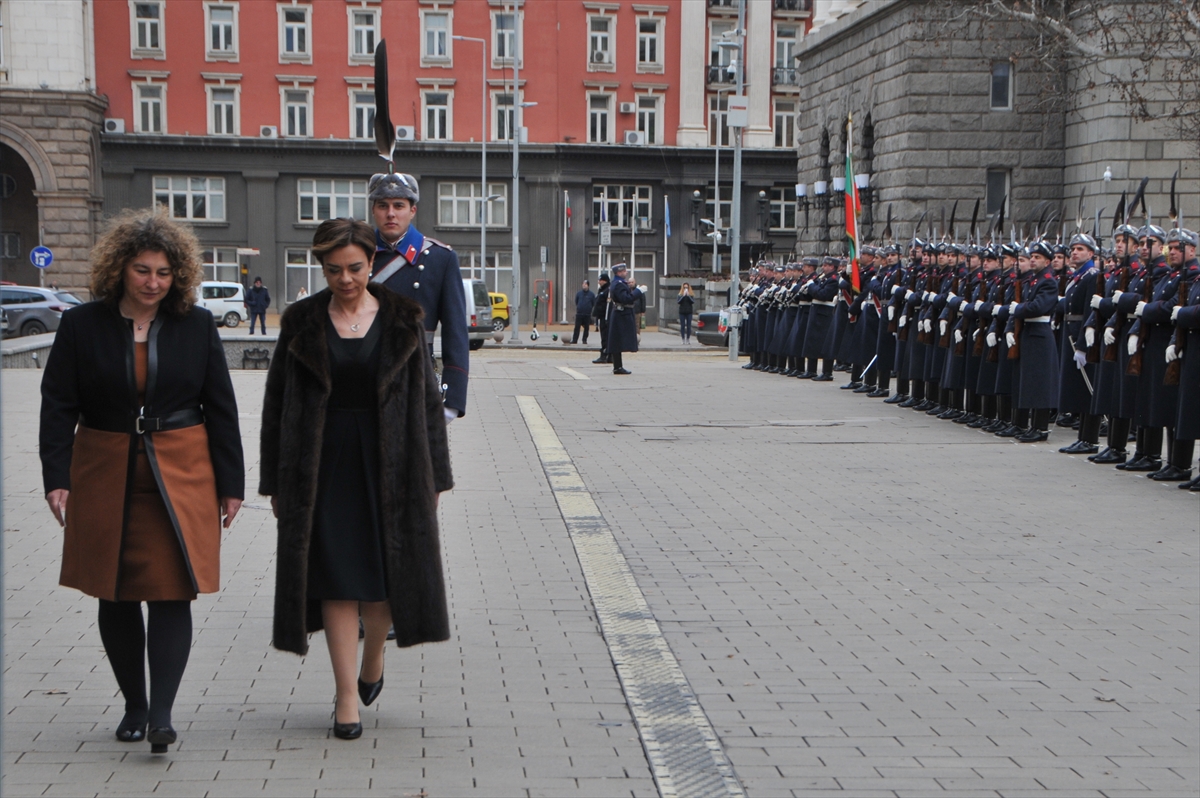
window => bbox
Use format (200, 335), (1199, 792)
(637, 17), (662, 70)
(207, 4), (237, 57)
(494, 12), (517, 63)
(458, 250), (512, 293)
(352, 91), (374, 140)
(202, 247), (240, 282)
(132, 2), (163, 53)
(991, 61), (1012, 110)
(286, 249), (322, 302)
(350, 9), (377, 59)
(424, 91), (451, 141)
(986, 169), (1009, 216)
(592, 185), (652, 230)
(0, 233), (20, 260)
(769, 186), (797, 230)
(709, 21), (733, 70)
(424, 12), (449, 60)
(297, 178), (368, 222)
(637, 95), (660, 145)
(437, 182), (508, 227)
(589, 16), (612, 67)
(284, 90), (310, 137)
(589, 251), (655, 301)
(588, 94), (612, 143)
(709, 95), (729, 147)
(493, 92), (515, 141)
(136, 84), (164, 133)
(705, 184), (732, 229)
(774, 99), (795, 148)
(281, 5), (310, 59)
(154, 176), (225, 221)
(774, 25), (798, 85)
(210, 87), (237, 135)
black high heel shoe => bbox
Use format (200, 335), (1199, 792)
(115, 711), (147, 743)
(333, 720), (363, 740)
(357, 674), (384, 707)
(147, 725), (177, 754)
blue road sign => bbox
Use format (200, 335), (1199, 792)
(30, 246), (54, 269)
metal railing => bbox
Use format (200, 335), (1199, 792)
(772, 67), (799, 86)
(706, 64), (735, 85)
(773, 0), (812, 12)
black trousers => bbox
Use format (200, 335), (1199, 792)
(571, 313), (591, 344)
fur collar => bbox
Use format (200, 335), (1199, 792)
(281, 284), (424, 390)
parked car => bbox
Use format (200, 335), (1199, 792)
(1, 308), (8, 336)
(55, 291), (84, 308)
(694, 311), (730, 348)
(463, 279), (493, 350)
(489, 292), (509, 331)
(1, 285), (70, 337)
(196, 281), (247, 328)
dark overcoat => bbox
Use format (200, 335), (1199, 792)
(1057, 263), (1099, 414)
(607, 277), (641, 354)
(1174, 269), (1200, 439)
(1132, 262), (1194, 427)
(1085, 267), (1122, 417)
(1008, 269), (1061, 410)
(801, 273), (838, 360)
(260, 285), (453, 655)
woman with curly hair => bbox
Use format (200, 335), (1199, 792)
(39, 207), (244, 754)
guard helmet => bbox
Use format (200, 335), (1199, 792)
(368, 172), (420, 204)
(1029, 240), (1054, 259)
(1000, 242), (1020, 259)
(1139, 224), (1167, 243)
(1114, 223), (1140, 241)
(1167, 228), (1199, 248)
(1068, 232), (1097, 252)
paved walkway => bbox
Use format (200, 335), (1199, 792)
(3, 349), (1197, 797)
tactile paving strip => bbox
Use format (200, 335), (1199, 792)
(517, 395), (746, 798)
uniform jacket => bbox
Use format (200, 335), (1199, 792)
(1057, 260), (1099, 413)
(592, 283), (610, 323)
(40, 301), (244, 600)
(607, 276), (642, 354)
(1008, 267), (1061, 409)
(260, 285), (453, 655)
(372, 225), (469, 416)
(1173, 266), (1200, 439)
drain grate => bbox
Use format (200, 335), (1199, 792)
(518, 396), (745, 798)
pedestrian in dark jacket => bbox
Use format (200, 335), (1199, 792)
(246, 277), (270, 334)
(677, 283), (695, 343)
(592, 273), (611, 363)
(607, 263), (642, 374)
(569, 280), (595, 344)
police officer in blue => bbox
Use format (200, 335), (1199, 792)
(607, 262), (642, 375)
(367, 172), (468, 421)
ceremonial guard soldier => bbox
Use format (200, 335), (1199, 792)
(1084, 223), (1139, 463)
(845, 247), (880, 392)
(969, 247), (1005, 428)
(803, 257), (840, 381)
(897, 242), (930, 407)
(1057, 234), (1102, 453)
(1168, 228), (1200, 490)
(870, 246), (902, 398)
(1004, 241), (1060, 442)
(988, 243), (1022, 434)
(789, 257), (818, 377)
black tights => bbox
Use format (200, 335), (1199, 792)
(98, 600), (192, 729)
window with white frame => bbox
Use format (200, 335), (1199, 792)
(210, 87), (237, 135)
(202, 247), (240, 282)
(350, 9), (377, 59)
(637, 95), (660, 145)
(352, 91), (374, 139)
(637, 17), (662, 70)
(709, 95), (729, 146)
(207, 4), (237, 57)
(283, 89), (310, 137)
(154, 176), (226, 221)
(136, 84), (165, 133)
(458, 249), (512, 293)
(588, 93), (612, 144)
(424, 91), (451, 141)
(493, 92), (515, 141)
(709, 21), (733, 71)
(588, 16), (612, 68)
(773, 99), (795, 148)
(132, 2), (163, 54)
(592, 184), (651, 230)
(493, 12), (517, 63)
(705, 184), (732, 229)
(424, 12), (449, 60)
(769, 186), (797, 230)
(297, 179), (368, 222)
(437, 182), (508, 227)
(589, 251), (655, 300)
(281, 5), (310, 59)
(775, 25), (797, 68)
(286, 248), (321, 302)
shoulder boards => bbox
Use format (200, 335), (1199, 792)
(423, 237), (453, 253)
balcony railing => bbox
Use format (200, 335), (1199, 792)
(708, 0), (736, 8)
(706, 64), (735, 85)
(772, 67), (799, 86)
(774, 0), (813, 12)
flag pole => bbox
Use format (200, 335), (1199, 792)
(562, 189), (569, 323)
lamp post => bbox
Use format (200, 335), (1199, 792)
(452, 35), (489, 286)
(721, 0), (747, 361)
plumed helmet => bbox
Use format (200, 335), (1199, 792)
(1114, 223), (1140, 241)
(1139, 224), (1167, 243)
(881, 244), (898, 256)
(368, 172), (420, 204)
(1167, 228), (1199, 248)
(1068, 232), (1097, 252)
(911, 237), (928, 250)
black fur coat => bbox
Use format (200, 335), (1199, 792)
(259, 284), (453, 655)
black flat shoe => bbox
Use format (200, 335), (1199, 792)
(952, 412), (976, 424)
(1091, 449), (1127, 465)
(1149, 466), (1192, 482)
(1055, 413), (1078, 428)
(1180, 476), (1200, 490)
(357, 675), (384, 707)
(839, 382), (862, 390)
(1114, 454), (1145, 470)
(1059, 440), (1099, 455)
(868, 388), (890, 398)
(333, 721), (363, 740)
(897, 396), (918, 408)
(147, 726), (176, 754)
(811, 374), (834, 382)
(1086, 446), (1111, 462)
(613, 368), (632, 375)
(1016, 429), (1049, 443)
(1123, 457), (1163, 473)
(966, 416), (991, 429)
(115, 711), (147, 743)
(995, 425), (1024, 438)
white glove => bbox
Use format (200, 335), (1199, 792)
(1006, 332), (1016, 349)
(898, 315), (908, 328)
(924, 291), (934, 301)
(888, 306), (895, 321)
(974, 300), (984, 310)
(1112, 290), (1124, 302)
(947, 292), (957, 301)
(1084, 328), (1095, 348)
(923, 319), (932, 333)
(1009, 301), (1019, 314)
(1073, 350), (1088, 369)
(939, 320), (948, 337)
(1103, 327), (1116, 346)
(904, 290), (914, 300)
(954, 329), (963, 344)
(892, 285), (902, 295)
(1127, 334), (1139, 356)
(444, 407), (459, 423)
(1166, 344), (1179, 363)
(1091, 294), (1103, 309)
(1134, 301), (1147, 317)
(987, 332), (997, 347)
(972, 329), (980, 340)
(1172, 305), (1181, 322)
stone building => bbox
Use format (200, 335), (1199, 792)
(0, 0), (106, 289)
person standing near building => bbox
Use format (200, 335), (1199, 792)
(368, 172), (468, 422)
(568, 279), (595, 345)
(677, 283), (695, 344)
(1005, 241), (1061, 442)
(607, 263), (641, 375)
(592, 273), (611, 364)
(245, 276), (270, 335)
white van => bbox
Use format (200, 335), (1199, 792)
(463, 278), (492, 350)
(197, 281), (247, 328)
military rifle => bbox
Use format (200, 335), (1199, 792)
(1007, 270), (1024, 361)
(939, 271), (962, 348)
(1125, 266), (1154, 376)
(1164, 276), (1188, 386)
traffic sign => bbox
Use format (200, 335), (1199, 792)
(30, 246), (53, 269)
(599, 222), (612, 247)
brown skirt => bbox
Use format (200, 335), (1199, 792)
(120, 450), (196, 601)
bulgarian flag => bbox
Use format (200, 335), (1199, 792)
(844, 115), (862, 292)
(565, 191), (572, 230)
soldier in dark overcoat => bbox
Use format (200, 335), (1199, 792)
(1169, 229), (1200, 490)
(1056, 234), (1102, 454)
(606, 263), (642, 375)
(1004, 241), (1061, 442)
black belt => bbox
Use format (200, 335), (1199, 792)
(83, 406), (205, 435)
(613, 303), (634, 311)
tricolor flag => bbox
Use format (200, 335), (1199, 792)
(565, 191), (572, 230)
(664, 195), (672, 238)
(844, 115), (862, 293)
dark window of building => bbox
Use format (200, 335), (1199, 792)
(986, 169), (1009, 216)
(991, 62), (1012, 110)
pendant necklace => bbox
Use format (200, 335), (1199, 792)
(350, 322), (361, 332)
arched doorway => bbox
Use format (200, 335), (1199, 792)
(0, 143), (40, 285)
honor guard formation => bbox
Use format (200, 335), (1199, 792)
(734, 179), (1200, 492)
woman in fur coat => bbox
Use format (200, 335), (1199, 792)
(259, 218), (453, 740)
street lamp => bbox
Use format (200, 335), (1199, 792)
(721, 0), (748, 361)
(701, 218), (722, 275)
(451, 35), (489, 289)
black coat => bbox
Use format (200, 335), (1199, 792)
(677, 294), (695, 315)
(260, 285), (453, 655)
(1174, 268), (1200, 439)
(1008, 269), (1061, 410)
(575, 289), (596, 316)
(1057, 263), (1099, 414)
(607, 277), (641, 354)
(246, 285), (271, 314)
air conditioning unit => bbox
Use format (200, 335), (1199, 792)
(590, 50), (608, 64)
(260, 125), (279, 138)
(395, 125), (416, 141)
(624, 130), (645, 146)
(103, 118), (126, 134)
(618, 102), (636, 114)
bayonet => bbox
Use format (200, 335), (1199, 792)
(948, 200), (958, 242)
(1075, 186), (1086, 232)
(912, 210), (928, 245)
(882, 204), (893, 244)
(940, 206), (946, 241)
(1169, 169), (1178, 227)
(1127, 177), (1149, 225)
(996, 195), (1006, 242)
